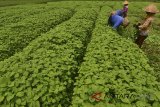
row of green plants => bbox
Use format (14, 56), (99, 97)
(47, 1), (105, 8)
(71, 6), (160, 107)
(0, 0), (52, 7)
(0, 0), (159, 7)
(0, 4), (68, 28)
(0, 8), (75, 61)
(0, 7), (100, 106)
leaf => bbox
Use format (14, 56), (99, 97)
(16, 99), (21, 105)
(7, 94), (14, 101)
(14, 73), (20, 78)
(0, 96), (4, 103)
(52, 99), (56, 103)
(34, 95), (40, 101)
(58, 104), (62, 107)
(85, 78), (92, 84)
(95, 79), (105, 84)
(37, 84), (43, 90)
(154, 91), (160, 100)
(16, 92), (24, 97)
(153, 101), (160, 107)
(136, 101), (146, 107)
(35, 101), (40, 107)
(8, 82), (15, 87)
(121, 98), (130, 104)
(0, 77), (10, 85)
(149, 94), (157, 101)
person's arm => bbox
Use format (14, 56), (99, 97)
(122, 6), (128, 17)
(139, 18), (152, 30)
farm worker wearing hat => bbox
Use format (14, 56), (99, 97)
(115, 1), (129, 18)
(122, 0), (129, 18)
(108, 11), (129, 29)
(135, 4), (159, 48)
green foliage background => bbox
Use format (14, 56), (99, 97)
(0, 0), (160, 106)
(0, 0), (159, 7)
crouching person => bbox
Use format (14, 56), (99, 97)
(135, 4), (159, 48)
(108, 11), (129, 29)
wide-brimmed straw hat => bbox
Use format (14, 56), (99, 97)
(144, 4), (159, 13)
(123, 1), (129, 5)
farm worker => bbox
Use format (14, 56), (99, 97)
(114, 1), (129, 18)
(122, 0), (129, 18)
(135, 4), (159, 48)
(108, 11), (129, 29)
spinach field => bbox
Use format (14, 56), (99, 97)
(0, 1), (160, 107)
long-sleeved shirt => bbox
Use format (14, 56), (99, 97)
(139, 16), (154, 33)
(110, 14), (124, 29)
(122, 6), (128, 17)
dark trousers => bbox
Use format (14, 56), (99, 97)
(135, 35), (148, 48)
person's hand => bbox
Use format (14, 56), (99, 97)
(138, 26), (143, 31)
(111, 11), (116, 15)
(138, 25), (143, 29)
